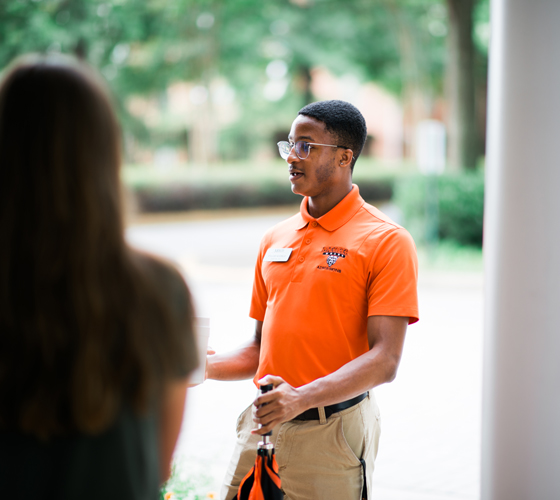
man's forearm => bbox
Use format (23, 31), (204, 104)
(206, 337), (260, 381)
(253, 316), (408, 433)
(297, 315), (407, 409)
(253, 345), (400, 434)
(297, 344), (400, 408)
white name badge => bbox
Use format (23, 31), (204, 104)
(263, 248), (293, 262)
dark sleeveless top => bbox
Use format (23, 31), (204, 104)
(0, 257), (198, 499)
(0, 406), (159, 499)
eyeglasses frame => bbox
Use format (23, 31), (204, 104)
(277, 140), (351, 161)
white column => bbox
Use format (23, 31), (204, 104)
(483, 1), (560, 499)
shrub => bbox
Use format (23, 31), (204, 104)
(129, 177), (393, 213)
(394, 171), (485, 247)
(132, 180), (300, 212)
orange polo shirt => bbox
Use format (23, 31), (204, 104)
(250, 185), (419, 388)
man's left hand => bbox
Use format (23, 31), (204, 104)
(251, 375), (306, 435)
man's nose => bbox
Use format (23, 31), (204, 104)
(287, 144), (300, 163)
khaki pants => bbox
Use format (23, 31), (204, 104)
(221, 393), (381, 500)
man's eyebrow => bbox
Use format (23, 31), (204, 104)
(288, 135), (314, 142)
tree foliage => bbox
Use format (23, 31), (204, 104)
(0, 0), (488, 162)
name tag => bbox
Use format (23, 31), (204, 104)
(263, 248), (293, 262)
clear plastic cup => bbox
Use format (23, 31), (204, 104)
(187, 317), (210, 385)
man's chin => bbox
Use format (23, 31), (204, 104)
(290, 184), (308, 197)
(290, 179), (309, 197)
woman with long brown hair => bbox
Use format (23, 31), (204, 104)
(0, 54), (198, 499)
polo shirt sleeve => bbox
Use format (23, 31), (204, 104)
(249, 234), (269, 321)
(366, 227), (419, 324)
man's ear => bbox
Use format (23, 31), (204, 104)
(339, 149), (353, 168)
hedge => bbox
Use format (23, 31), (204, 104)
(393, 171), (485, 248)
(130, 178), (394, 212)
(125, 164), (485, 249)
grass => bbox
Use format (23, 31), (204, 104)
(160, 461), (216, 500)
(417, 240), (483, 273)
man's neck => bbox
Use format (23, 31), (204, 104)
(307, 183), (353, 218)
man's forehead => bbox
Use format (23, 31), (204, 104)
(289, 114), (328, 139)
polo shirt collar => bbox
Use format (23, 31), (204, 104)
(295, 184), (364, 231)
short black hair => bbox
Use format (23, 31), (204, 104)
(298, 100), (367, 171)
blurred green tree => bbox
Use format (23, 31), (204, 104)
(0, 0), (488, 167)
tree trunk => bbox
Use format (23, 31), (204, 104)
(447, 0), (478, 170)
(74, 38), (87, 60)
(384, 0), (432, 161)
(299, 64), (313, 106)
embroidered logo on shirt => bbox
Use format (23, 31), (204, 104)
(326, 255), (339, 267)
(317, 247), (349, 273)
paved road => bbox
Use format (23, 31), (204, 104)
(127, 210), (483, 500)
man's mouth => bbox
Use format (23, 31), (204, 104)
(289, 169), (304, 180)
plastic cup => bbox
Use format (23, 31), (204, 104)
(187, 317), (210, 385)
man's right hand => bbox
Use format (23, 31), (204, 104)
(251, 375), (308, 434)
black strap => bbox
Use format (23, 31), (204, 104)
(360, 459), (368, 500)
(293, 392), (368, 421)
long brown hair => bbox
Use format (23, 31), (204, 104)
(0, 55), (193, 439)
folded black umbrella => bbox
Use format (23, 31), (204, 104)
(233, 384), (283, 500)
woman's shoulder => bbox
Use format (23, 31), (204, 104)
(129, 249), (198, 378)
(131, 250), (190, 303)
(128, 249), (195, 342)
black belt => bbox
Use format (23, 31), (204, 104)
(293, 392), (368, 421)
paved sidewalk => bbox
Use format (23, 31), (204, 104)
(127, 211), (483, 500)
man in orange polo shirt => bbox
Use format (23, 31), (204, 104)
(207, 100), (419, 500)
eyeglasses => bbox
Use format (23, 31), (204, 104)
(277, 141), (349, 160)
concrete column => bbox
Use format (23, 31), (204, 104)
(483, 1), (560, 499)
